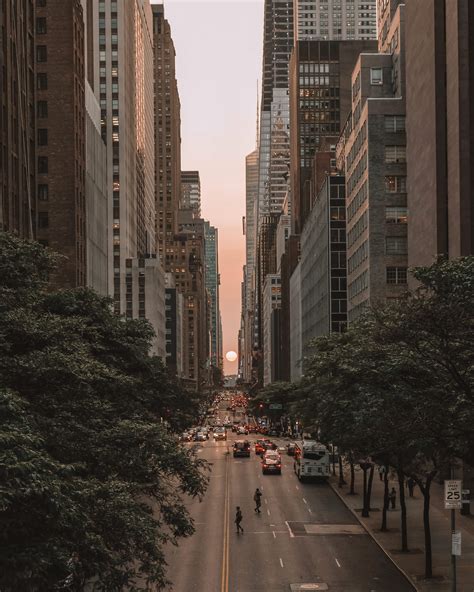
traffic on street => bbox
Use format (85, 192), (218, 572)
(166, 392), (415, 591)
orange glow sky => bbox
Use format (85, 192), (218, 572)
(152, 1), (264, 374)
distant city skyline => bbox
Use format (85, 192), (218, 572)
(151, 0), (263, 373)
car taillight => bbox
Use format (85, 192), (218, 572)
(276, 464), (281, 468)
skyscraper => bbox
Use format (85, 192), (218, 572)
(204, 221), (221, 369)
(35, 0), (87, 288)
(294, 0), (377, 42)
(180, 171), (201, 217)
(406, 0), (474, 266)
(99, 0), (156, 313)
(153, 4), (181, 262)
(0, 0), (36, 239)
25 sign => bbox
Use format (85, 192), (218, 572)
(445, 480), (462, 509)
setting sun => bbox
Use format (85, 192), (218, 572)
(225, 351), (238, 362)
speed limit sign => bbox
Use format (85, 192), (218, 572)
(445, 480), (462, 509)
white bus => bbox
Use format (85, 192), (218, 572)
(293, 440), (330, 481)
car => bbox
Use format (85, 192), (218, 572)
(233, 440), (251, 457)
(255, 439), (270, 455)
(262, 450), (282, 474)
(213, 427), (227, 441)
(268, 428), (280, 437)
(180, 432), (193, 442)
(195, 431), (207, 442)
(287, 442), (296, 456)
(237, 425), (249, 435)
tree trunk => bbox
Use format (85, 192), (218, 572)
(381, 466), (389, 532)
(338, 455), (346, 487)
(398, 470), (409, 552)
(421, 475), (434, 579)
(362, 468), (369, 517)
(367, 463), (375, 510)
(349, 458), (356, 495)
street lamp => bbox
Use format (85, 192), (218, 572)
(359, 458), (374, 518)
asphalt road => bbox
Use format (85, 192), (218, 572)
(165, 407), (415, 592)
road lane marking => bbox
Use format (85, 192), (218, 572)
(295, 485), (299, 490)
(285, 521), (295, 538)
(279, 558), (284, 568)
(220, 454), (230, 592)
(273, 531), (276, 539)
(335, 558), (341, 568)
(308, 508), (313, 514)
(267, 509), (271, 516)
(264, 499), (268, 505)
(302, 498), (307, 505)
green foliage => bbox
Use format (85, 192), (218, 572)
(0, 233), (209, 591)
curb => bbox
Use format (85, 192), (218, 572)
(328, 478), (420, 592)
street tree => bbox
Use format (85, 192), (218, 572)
(0, 233), (209, 591)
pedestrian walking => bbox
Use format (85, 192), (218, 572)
(235, 506), (244, 534)
(378, 465), (385, 482)
(407, 478), (415, 497)
(254, 488), (262, 513)
(389, 487), (397, 510)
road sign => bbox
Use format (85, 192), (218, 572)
(452, 531), (461, 556)
(445, 480), (462, 509)
(269, 403), (283, 410)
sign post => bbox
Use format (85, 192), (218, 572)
(445, 478), (462, 592)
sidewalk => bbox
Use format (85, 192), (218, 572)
(329, 467), (474, 591)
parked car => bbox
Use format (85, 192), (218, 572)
(262, 450), (282, 475)
(233, 440), (251, 458)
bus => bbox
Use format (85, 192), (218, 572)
(293, 440), (330, 481)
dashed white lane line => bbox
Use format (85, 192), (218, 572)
(302, 498), (307, 505)
(264, 498), (268, 505)
(285, 521), (295, 538)
(308, 508), (313, 514)
(267, 509), (271, 516)
(335, 558), (341, 568)
(295, 485), (299, 490)
(273, 531), (276, 539)
(279, 558), (284, 568)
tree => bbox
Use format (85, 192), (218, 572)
(0, 233), (209, 591)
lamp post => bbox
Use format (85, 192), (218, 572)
(359, 458), (373, 518)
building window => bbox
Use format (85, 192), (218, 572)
(385, 206), (407, 224)
(370, 68), (383, 85)
(38, 184), (49, 201)
(386, 236), (407, 255)
(384, 175), (406, 192)
(385, 115), (405, 132)
(385, 145), (406, 163)
(36, 45), (47, 63)
(37, 73), (48, 90)
(38, 212), (49, 229)
(37, 100), (48, 118)
(386, 267), (407, 284)
(37, 128), (48, 146)
(38, 156), (48, 174)
(36, 17), (47, 35)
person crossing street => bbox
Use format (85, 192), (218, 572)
(254, 488), (262, 513)
(235, 506), (244, 534)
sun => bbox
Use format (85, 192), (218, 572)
(225, 351), (238, 362)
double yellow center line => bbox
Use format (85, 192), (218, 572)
(221, 453), (230, 592)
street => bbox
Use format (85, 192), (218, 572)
(166, 408), (415, 592)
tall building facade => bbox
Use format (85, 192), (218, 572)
(204, 221), (221, 369)
(99, 0), (156, 312)
(294, 0), (377, 41)
(341, 4), (408, 321)
(180, 171), (201, 217)
(153, 4), (181, 262)
(406, 0), (474, 266)
(35, 0), (87, 288)
(262, 274), (281, 385)
(0, 0), (36, 239)
(289, 39), (377, 235)
(300, 173), (347, 359)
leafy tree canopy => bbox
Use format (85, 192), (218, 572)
(0, 233), (209, 591)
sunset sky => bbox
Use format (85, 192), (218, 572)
(151, 0), (264, 374)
